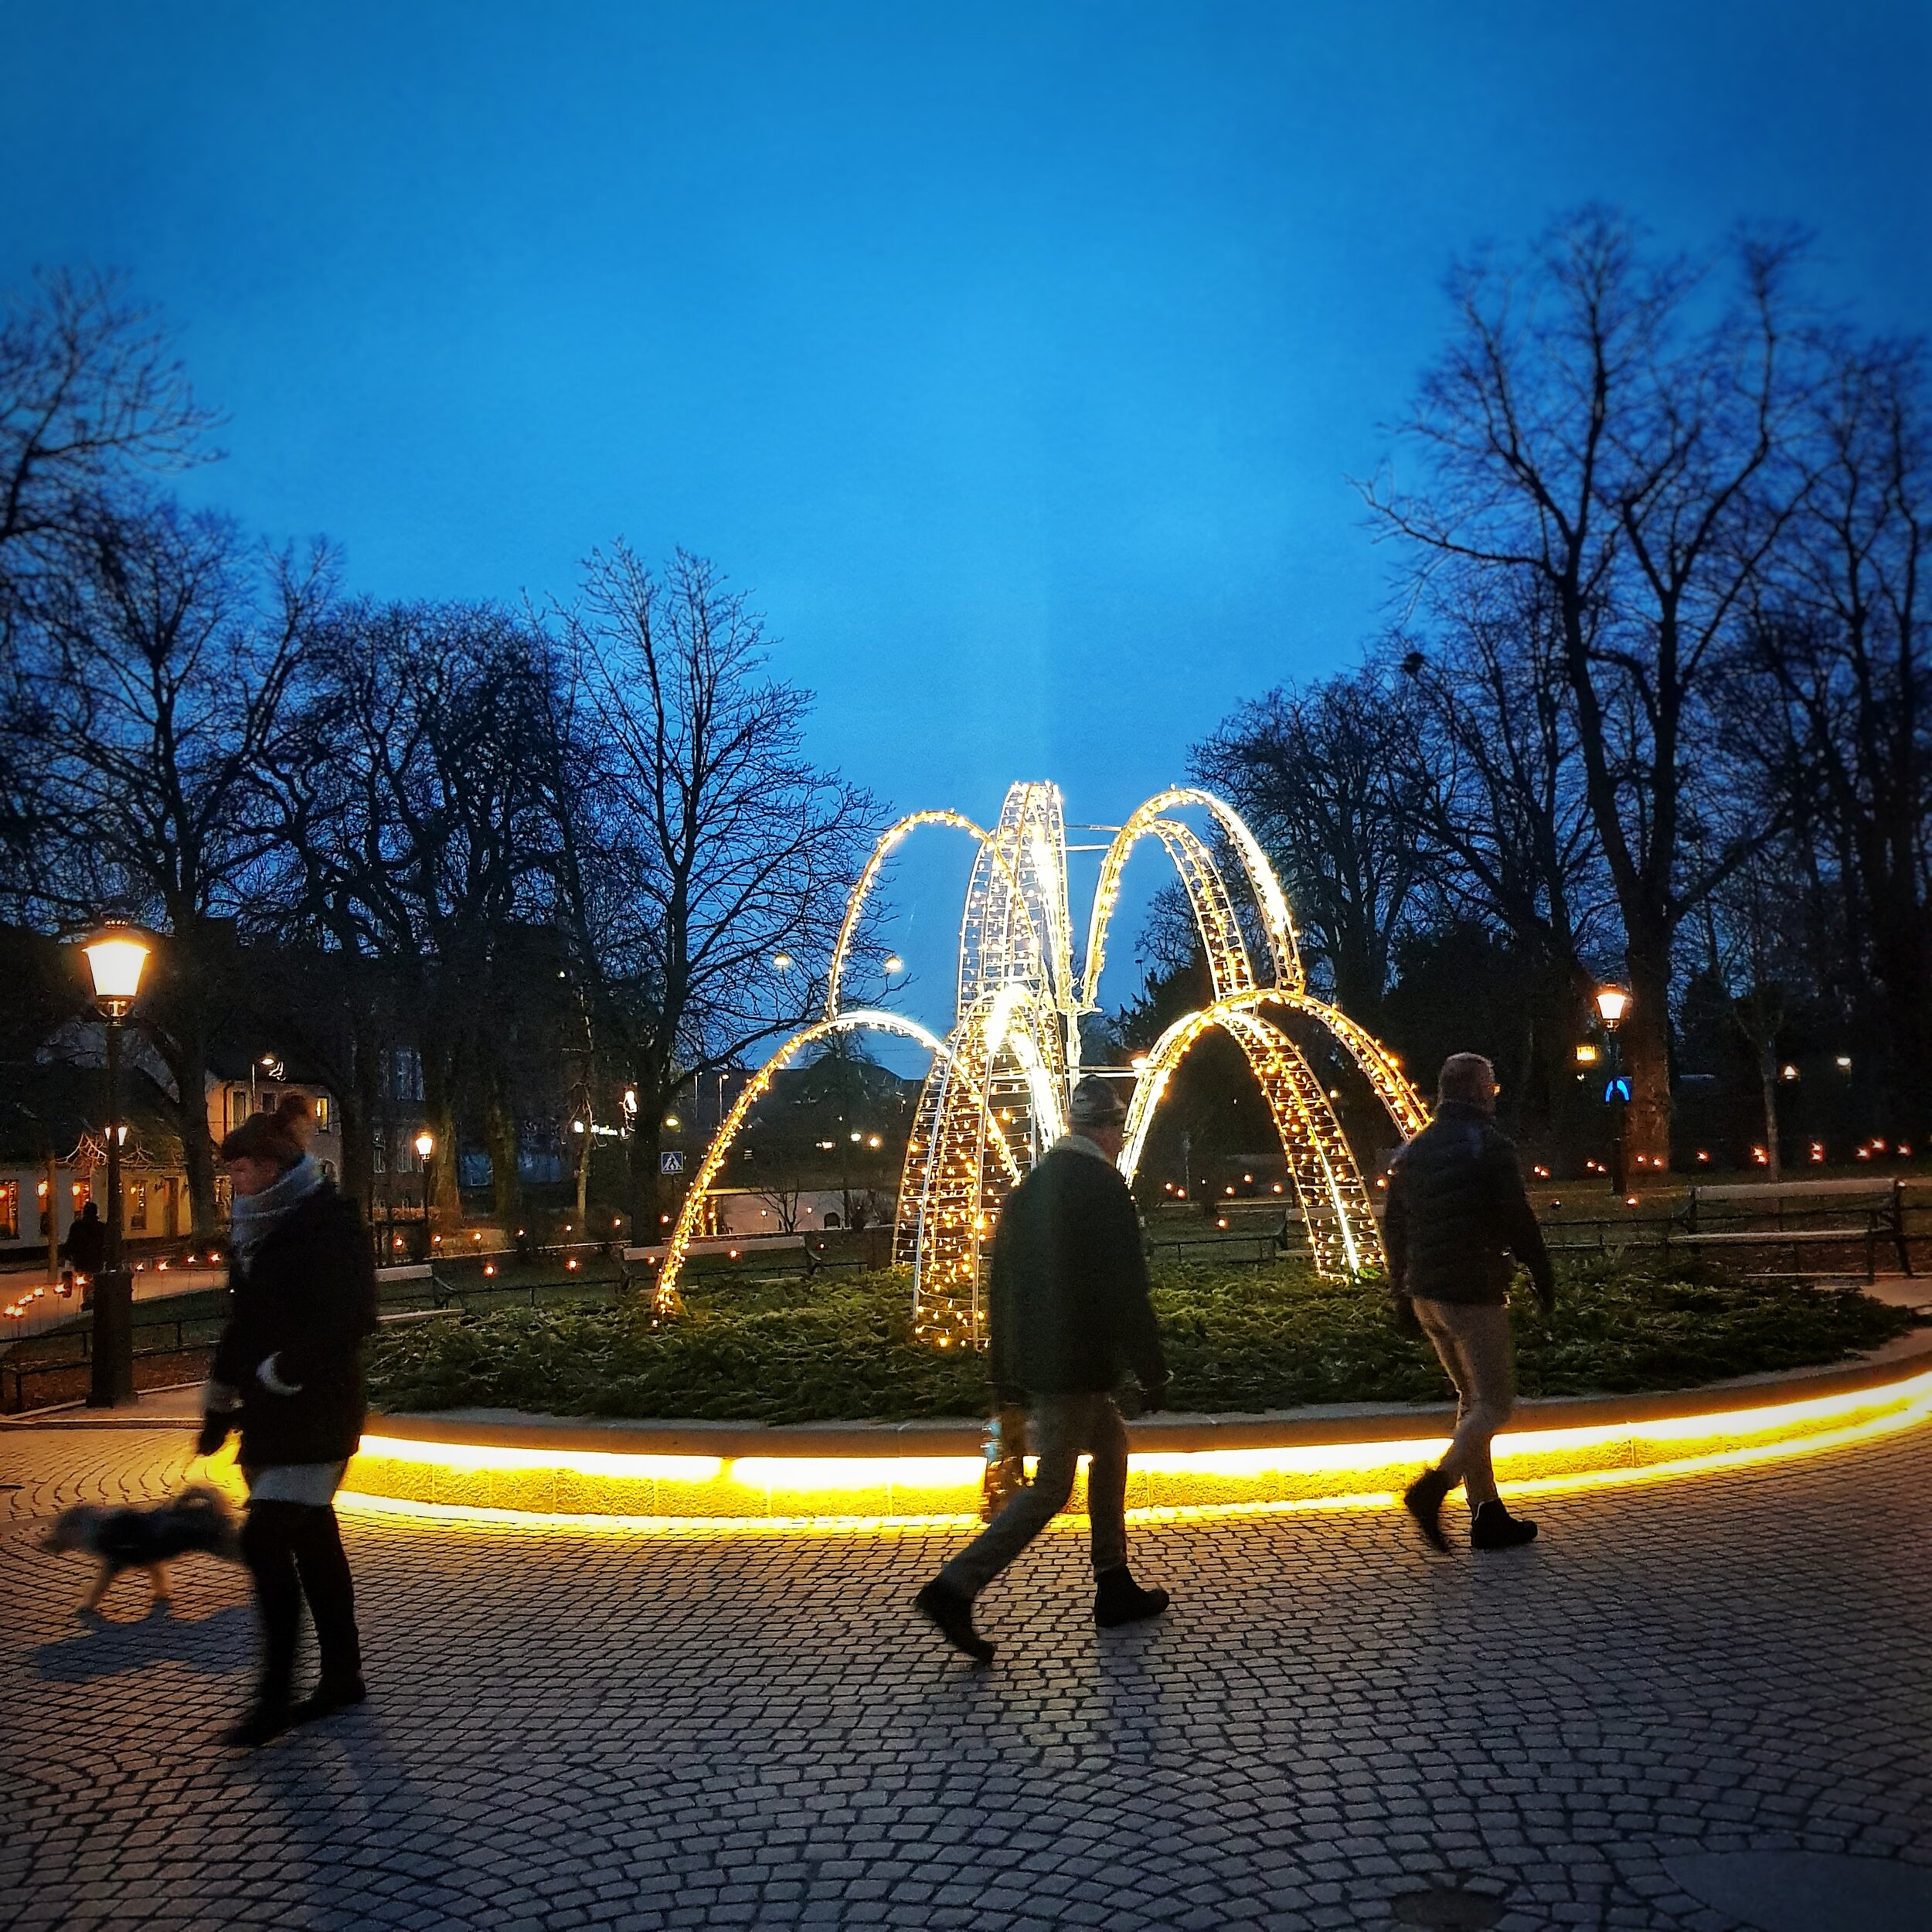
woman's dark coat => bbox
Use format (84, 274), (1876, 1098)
(210, 1182), (378, 1468)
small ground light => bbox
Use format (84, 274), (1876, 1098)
(1901, 1143), (1913, 1156)
(1781, 1063), (1800, 1081)
(1625, 1195), (1639, 1206)
(1753, 1147), (1770, 1164)
(1273, 1183), (1284, 1194)
(1698, 1150), (1710, 1162)
(1835, 1055), (1853, 1069)
(1216, 1217), (1228, 1229)
(1811, 1144), (1826, 1162)
(566, 1257), (580, 1270)
(1243, 1173), (1253, 1184)
(483, 1264), (495, 1277)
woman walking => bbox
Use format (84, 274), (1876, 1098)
(197, 1094), (378, 1747)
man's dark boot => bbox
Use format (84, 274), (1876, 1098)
(223, 1691), (291, 1749)
(1403, 1468), (1453, 1552)
(1471, 1500), (1538, 1549)
(291, 1675), (368, 1726)
(913, 1579), (995, 1662)
(1094, 1565), (1169, 1628)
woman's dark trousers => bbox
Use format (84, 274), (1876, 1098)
(240, 1501), (362, 1701)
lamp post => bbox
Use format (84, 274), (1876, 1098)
(81, 925), (150, 1406)
(1595, 986), (1631, 1194)
(413, 1129), (434, 1260)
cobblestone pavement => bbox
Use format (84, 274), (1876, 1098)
(2, 1424), (1929, 1932)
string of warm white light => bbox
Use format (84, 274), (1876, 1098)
(662, 779), (1427, 1341)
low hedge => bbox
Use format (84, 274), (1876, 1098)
(362, 1257), (1920, 1425)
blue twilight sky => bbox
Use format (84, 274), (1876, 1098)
(5, 2), (1930, 1027)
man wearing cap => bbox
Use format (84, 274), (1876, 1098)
(914, 1075), (1172, 1662)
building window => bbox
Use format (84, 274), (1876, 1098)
(231, 1087), (249, 1131)
(0, 1182), (17, 1241)
(38, 1179), (53, 1236)
(313, 1094), (332, 1131)
(128, 1182), (148, 1233)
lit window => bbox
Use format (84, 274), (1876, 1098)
(313, 1094), (332, 1131)
(128, 1182), (148, 1233)
(0, 1181), (16, 1241)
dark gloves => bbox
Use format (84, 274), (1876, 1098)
(196, 1412), (233, 1458)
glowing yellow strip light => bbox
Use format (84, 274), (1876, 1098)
(337, 1367), (1932, 1536)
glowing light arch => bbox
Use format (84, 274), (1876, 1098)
(655, 1009), (951, 1311)
(662, 780), (1427, 1342)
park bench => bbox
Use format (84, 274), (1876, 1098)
(1676, 1177), (1914, 1283)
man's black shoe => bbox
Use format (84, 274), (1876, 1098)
(1094, 1566), (1169, 1628)
(223, 1697), (291, 1749)
(291, 1675), (368, 1726)
(1403, 1468), (1452, 1552)
(1471, 1501), (1538, 1549)
(913, 1580), (995, 1662)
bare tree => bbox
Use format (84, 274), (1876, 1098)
(561, 547), (879, 1235)
(2, 496), (330, 1230)
(260, 600), (566, 1219)
(1743, 338), (1931, 1136)
(1369, 208), (1820, 1166)
(0, 269), (219, 609)
(1192, 665), (1427, 1022)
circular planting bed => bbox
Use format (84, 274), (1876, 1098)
(338, 1259), (1932, 1531)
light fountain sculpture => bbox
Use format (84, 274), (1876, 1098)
(655, 781), (1429, 1343)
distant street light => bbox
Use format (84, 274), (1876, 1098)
(413, 1130), (434, 1254)
(1593, 988), (1631, 1194)
(771, 951), (793, 971)
(81, 923), (149, 1406)
(883, 954), (904, 976)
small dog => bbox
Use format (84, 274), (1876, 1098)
(43, 1486), (243, 1613)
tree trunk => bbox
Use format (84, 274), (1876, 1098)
(486, 1077), (522, 1226)
(630, 1116), (665, 1240)
(1757, 1044), (1782, 1181)
(1620, 930), (1675, 1172)
(420, 1045), (464, 1221)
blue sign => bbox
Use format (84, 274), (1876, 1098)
(660, 1150), (685, 1175)
(1604, 1077), (1631, 1104)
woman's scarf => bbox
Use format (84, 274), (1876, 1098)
(229, 1154), (325, 1267)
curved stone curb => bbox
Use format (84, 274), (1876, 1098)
(336, 1331), (1932, 1531)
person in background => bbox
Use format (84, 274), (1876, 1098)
(61, 1199), (105, 1293)
(1386, 1052), (1555, 1553)
(197, 1094), (378, 1746)
(914, 1076), (1171, 1662)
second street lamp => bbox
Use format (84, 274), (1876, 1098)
(413, 1130), (435, 1259)
(1594, 986), (1632, 1195)
(80, 923), (151, 1407)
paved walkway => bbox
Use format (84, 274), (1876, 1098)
(2, 1422), (1930, 1932)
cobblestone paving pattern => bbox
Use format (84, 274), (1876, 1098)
(2, 1424), (1929, 1931)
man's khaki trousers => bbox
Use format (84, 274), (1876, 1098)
(1411, 1298), (1516, 1506)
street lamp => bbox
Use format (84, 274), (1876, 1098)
(1594, 987), (1631, 1194)
(80, 923), (149, 1406)
(413, 1129), (434, 1257)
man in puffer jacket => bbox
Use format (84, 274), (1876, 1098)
(1387, 1053), (1555, 1553)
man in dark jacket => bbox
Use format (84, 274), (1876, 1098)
(914, 1076), (1171, 1661)
(62, 1201), (106, 1281)
(1387, 1053), (1555, 1553)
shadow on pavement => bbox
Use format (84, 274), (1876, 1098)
(35, 1601), (252, 1681)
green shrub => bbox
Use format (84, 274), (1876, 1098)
(364, 1257), (1918, 1424)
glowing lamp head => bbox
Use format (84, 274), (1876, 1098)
(883, 954), (904, 975)
(1594, 987), (1630, 1029)
(82, 927), (149, 1016)
(413, 1130), (434, 1161)
(771, 951), (793, 972)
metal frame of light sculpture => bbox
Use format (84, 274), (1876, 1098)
(655, 781), (1427, 1340)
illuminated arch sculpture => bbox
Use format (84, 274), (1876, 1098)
(655, 781), (1428, 1342)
